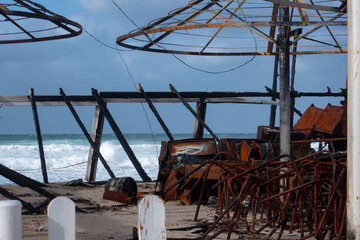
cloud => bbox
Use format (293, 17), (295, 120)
(80, 0), (109, 12)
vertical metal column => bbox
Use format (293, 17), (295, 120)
(347, 0), (360, 238)
(269, 51), (279, 127)
(278, 6), (291, 159)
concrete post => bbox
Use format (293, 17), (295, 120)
(347, 0), (360, 238)
(0, 200), (22, 240)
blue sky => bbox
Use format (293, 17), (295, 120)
(0, 0), (347, 134)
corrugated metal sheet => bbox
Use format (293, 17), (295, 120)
(294, 104), (323, 134)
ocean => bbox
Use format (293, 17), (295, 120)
(0, 133), (256, 185)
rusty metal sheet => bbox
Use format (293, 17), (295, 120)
(184, 164), (223, 180)
(314, 104), (345, 134)
(294, 104), (323, 134)
(103, 190), (135, 204)
(169, 138), (217, 157)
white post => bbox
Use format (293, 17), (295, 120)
(0, 200), (22, 240)
(48, 197), (75, 240)
(348, 0), (360, 239)
(138, 195), (166, 240)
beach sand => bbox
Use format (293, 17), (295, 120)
(0, 182), (307, 240)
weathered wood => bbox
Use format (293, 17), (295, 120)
(48, 197), (75, 240)
(0, 163), (56, 200)
(278, 5), (291, 158)
(60, 88), (115, 180)
(290, 29), (301, 126)
(86, 105), (106, 182)
(92, 88), (151, 182)
(0, 186), (41, 214)
(29, 88), (48, 183)
(138, 195), (166, 240)
(193, 98), (207, 139)
(137, 84), (174, 141)
(169, 84), (219, 142)
(269, 49), (279, 127)
(0, 90), (345, 106)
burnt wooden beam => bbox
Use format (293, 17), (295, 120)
(1, 90), (346, 106)
(91, 88), (151, 182)
(193, 98), (207, 139)
(60, 88), (115, 180)
(0, 163), (55, 199)
(269, 49), (279, 127)
(169, 84), (219, 142)
(137, 84), (174, 141)
(29, 88), (48, 184)
(0, 186), (42, 214)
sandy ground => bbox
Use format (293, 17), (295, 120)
(0, 181), (310, 240)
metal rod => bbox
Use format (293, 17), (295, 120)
(137, 84), (174, 141)
(29, 88), (48, 184)
(60, 88), (115, 180)
(91, 88), (151, 182)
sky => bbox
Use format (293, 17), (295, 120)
(0, 0), (347, 134)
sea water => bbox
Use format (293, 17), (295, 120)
(0, 133), (256, 185)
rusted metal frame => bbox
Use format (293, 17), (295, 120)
(91, 88), (151, 182)
(143, 1), (217, 50)
(194, 165), (210, 221)
(184, 162), (211, 199)
(295, 0), (310, 25)
(258, 178), (325, 204)
(289, 137), (347, 144)
(292, 12), (346, 45)
(169, 84), (219, 142)
(289, 187), (301, 233)
(267, 4), (278, 54)
(0, 11), (36, 40)
(202, 173), (252, 239)
(13, 0), (78, 35)
(200, 0), (246, 54)
(289, 156), (315, 213)
(0, 9), (82, 44)
(137, 84), (174, 141)
(315, 168), (345, 238)
(29, 88), (48, 184)
(136, 0), (204, 34)
(60, 88), (115, 179)
(215, 3), (277, 45)
(265, 0), (343, 13)
(0, 185), (42, 214)
(306, 0), (343, 51)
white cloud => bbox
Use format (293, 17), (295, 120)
(80, 0), (109, 12)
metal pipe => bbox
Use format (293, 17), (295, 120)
(347, 0), (360, 238)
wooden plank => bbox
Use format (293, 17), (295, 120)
(86, 105), (106, 182)
(48, 197), (75, 240)
(138, 195), (166, 240)
(193, 98), (207, 139)
(0, 186), (42, 214)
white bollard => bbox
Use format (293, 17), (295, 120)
(0, 200), (22, 240)
(138, 195), (166, 240)
(48, 196), (75, 240)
